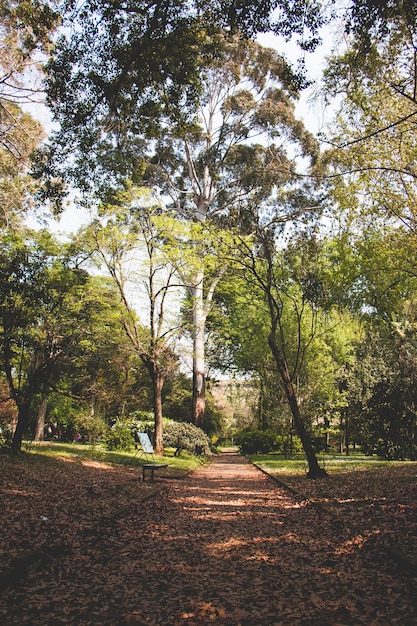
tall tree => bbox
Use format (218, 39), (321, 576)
(0, 103), (45, 229)
(0, 1), (59, 228)
(0, 0), (58, 160)
(230, 226), (335, 477)
(79, 187), (183, 454)
(139, 38), (319, 425)
(322, 0), (417, 232)
(38, 0), (326, 207)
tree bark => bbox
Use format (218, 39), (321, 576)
(34, 394), (48, 442)
(11, 402), (31, 453)
(191, 270), (206, 427)
(153, 370), (164, 455)
(268, 332), (327, 479)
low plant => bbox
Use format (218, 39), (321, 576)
(162, 421), (211, 456)
(103, 420), (135, 451)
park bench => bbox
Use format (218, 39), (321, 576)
(134, 432), (168, 480)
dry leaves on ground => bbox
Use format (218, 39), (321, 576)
(0, 451), (416, 625)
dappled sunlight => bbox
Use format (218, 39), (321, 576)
(80, 459), (117, 471)
(2, 487), (38, 497)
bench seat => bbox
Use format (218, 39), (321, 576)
(142, 463), (168, 480)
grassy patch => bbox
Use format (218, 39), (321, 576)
(250, 452), (417, 503)
(21, 441), (206, 475)
(250, 452), (403, 476)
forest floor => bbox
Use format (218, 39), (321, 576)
(0, 449), (416, 625)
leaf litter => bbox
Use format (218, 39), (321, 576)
(0, 451), (416, 625)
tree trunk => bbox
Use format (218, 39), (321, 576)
(152, 369), (164, 456)
(345, 414), (350, 456)
(34, 394), (48, 442)
(268, 333), (327, 479)
(191, 270), (206, 427)
(11, 401), (31, 453)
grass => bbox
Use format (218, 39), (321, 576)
(250, 451), (407, 477)
(20, 440), (206, 475)
(249, 451), (417, 502)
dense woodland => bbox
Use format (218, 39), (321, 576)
(1, 0), (417, 476)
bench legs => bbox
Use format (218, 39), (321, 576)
(142, 464), (168, 480)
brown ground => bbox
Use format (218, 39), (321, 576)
(1, 451), (416, 625)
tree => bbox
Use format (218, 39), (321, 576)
(219, 227), (342, 477)
(0, 0), (59, 183)
(41, 0), (325, 199)
(322, 1), (417, 232)
(137, 37), (319, 426)
(0, 227), (140, 449)
(79, 187), (183, 454)
(0, 102), (45, 229)
(0, 1), (60, 229)
(0, 229), (91, 450)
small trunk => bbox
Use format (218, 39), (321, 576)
(34, 394), (48, 442)
(345, 414), (350, 456)
(268, 333), (327, 479)
(152, 371), (164, 456)
(11, 402), (31, 453)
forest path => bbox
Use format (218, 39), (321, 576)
(2, 452), (416, 625)
(116, 452), (416, 625)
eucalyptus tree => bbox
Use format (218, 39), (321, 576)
(137, 38), (320, 426)
(42, 0), (325, 197)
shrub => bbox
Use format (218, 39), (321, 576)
(237, 430), (276, 455)
(162, 421), (211, 456)
(103, 420), (135, 451)
(273, 434), (303, 455)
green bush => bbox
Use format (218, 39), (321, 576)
(237, 430), (276, 455)
(273, 434), (303, 455)
(162, 421), (211, 456)
(103, 420), (135, 451)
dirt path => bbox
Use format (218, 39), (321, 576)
(117, 453), (417, 625)
(3, 452), (417, 625)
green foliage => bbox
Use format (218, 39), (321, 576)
(236, 429), (304, 456)
(75, 414), (107, 446)
(46, 394), (81, 442)
(103, 420), (135, 451)
(343, 320), (417, 460)
(237, 430), (276, 455)
(116, 412), (211, 455)
(42, 1), (324, 203)
(162, 421), (211, 456)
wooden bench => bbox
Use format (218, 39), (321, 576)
(142, 463), (168, 480)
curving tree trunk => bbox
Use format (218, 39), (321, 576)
(268, 332), (327, 479)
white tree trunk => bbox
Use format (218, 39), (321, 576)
(191, 268), (206, 426)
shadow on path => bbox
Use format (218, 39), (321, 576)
(115, 453), (417, 625)
(2, 452), (416, 625)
